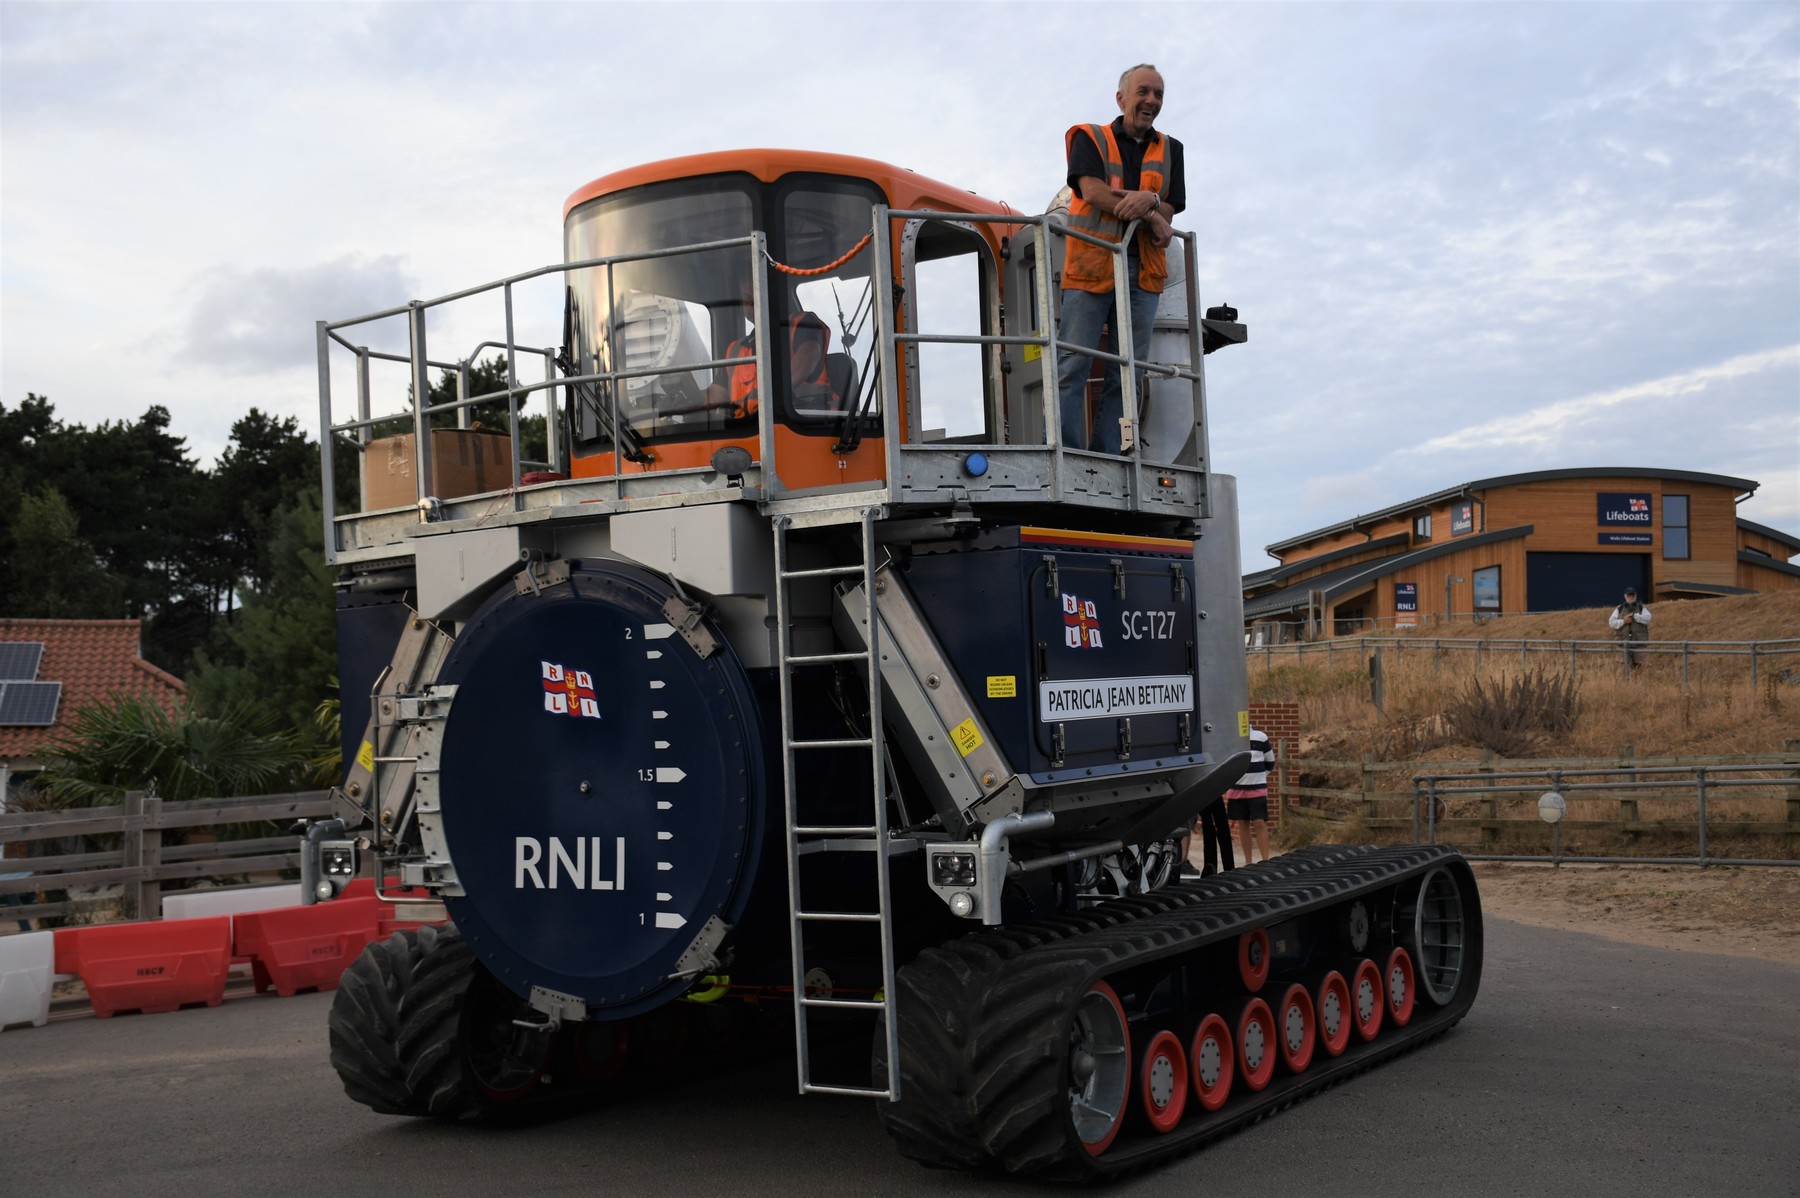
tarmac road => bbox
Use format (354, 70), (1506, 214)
(3, 917), (1795, 1198)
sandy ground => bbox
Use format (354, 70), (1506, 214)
(1469, 860), (1800, 966)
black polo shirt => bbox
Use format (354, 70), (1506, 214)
(1066, 117), (1187, 215)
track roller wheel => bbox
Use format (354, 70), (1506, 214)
(1137, 1029), (1188, 1133)
(1276, 983), (1316, 1073)
(1351, 958), (1384, 1042)
(1315, 970), (1352, 1058)
(1385, 946), (1417, 1027)
(1188, 1014), (1234, 1112)
(1070, 981), (1132, 1157)
(1236, 997), (1277, 1093)
(1238, 927), (1271, 992)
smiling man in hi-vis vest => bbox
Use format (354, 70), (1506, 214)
(1057, 64), (1188, 455)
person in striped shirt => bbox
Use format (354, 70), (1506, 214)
(1225, 726), (1276, 864)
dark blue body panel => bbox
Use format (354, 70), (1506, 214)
(900, 533), (1202, 782)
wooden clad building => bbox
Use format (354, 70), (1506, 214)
(1243, 468), (1800, 643)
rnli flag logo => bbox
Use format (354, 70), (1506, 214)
(1062, 593), (1104, 650)
(1629, 498), (1648, 512)
(541, 661), (601, 719)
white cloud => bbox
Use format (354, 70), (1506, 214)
(3, 1), (1796, 567)
(183, 256), (417, 373)
(1413, 347), (1800, 455)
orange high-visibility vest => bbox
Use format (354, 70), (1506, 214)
(1062, 122), (1170, 294)
(724, 314), (831, 419)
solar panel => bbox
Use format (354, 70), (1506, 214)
(0, 681), (61, 726)
(0, 642), (44, 681)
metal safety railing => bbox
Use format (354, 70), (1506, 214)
(1409, 762), (1800, 867)
(315, 235), (781, 553)
(871, 206), (1211, 517)
(314, 200), (1223, 561)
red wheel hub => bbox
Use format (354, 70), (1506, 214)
(1385, 946), (1417, 1027)
(1315, 970), (1353, 1057)
(1188, 1013), (1235, 1112)
(1237, 997), (1277, 1092)
(1238, 927), (1271, 992)
(1137, 1029), (1188, 1133)
(1277, 982), (1316, 1073)
(1351, 958), (1384, 1042)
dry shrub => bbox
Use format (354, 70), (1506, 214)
(1250, 662), (1367, 702)
(1442, 668), (1580, 757)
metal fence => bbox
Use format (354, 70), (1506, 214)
(1408, 762), (1800, 867)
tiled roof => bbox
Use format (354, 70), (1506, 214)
(0, 619), (187, 762)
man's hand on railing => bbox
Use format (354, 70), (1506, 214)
(1145, 210), (1173, 248)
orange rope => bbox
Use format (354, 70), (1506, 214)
(767, 233), (873, 277)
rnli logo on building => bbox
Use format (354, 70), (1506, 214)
(541, 661), (601, 719)
(1062, 593), (1104, 649)
(1597, 492), (1654, 527)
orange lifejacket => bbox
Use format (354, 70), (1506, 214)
(1062, 122), (1170, 294)
(724, 313), (832, 418)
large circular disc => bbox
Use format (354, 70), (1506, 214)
(433, 560), (765, 1018)
(1070, 981), (1132, 1156)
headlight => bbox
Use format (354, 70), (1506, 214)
(931, 852), (977, 888)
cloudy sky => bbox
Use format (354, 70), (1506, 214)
(3, 1), (1796, 570)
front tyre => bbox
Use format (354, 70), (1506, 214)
(328, 924), (550, 1119)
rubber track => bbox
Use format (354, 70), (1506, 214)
(327, 923), (486, 1120)
(879, 844), (1483, 1179)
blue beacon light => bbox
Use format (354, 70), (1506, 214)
(963, 452), (989, 478)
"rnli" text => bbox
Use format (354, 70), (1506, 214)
(515, 836), (627, 890)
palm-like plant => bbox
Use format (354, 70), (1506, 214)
(39, 694), (312, 807)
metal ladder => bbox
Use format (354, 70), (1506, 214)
(772, 508), (900, 1100)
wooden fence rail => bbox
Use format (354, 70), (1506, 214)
(0, 790), (334, 926)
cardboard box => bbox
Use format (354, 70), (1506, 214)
(362, 429), (513, 510)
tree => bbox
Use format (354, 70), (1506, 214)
(188, 491), (338, 740)
(4, 489), (128, 618)
(0, 396), (338, 682)
(211, 408), (318, 601)
(2, 398), (215, 671)
(0, 394), (62, 614)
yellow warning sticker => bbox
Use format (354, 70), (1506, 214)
(951, 718), (985, 757)
(1023, 343), (1042, 363)
(356, 739), (375, 772)
(986, 675), (1017, 699)
(1237, 710), (1250, 738)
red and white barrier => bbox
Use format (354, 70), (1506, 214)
(0, 930), (55, 1030)
(3, 881), (450, 1028)
(53, 918), (233, 1017)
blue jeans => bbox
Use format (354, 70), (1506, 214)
(1057, 284), (1160, 454)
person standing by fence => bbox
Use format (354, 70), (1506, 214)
(1226, 726), (1276, 865)
(1608, 586), (1652, 670)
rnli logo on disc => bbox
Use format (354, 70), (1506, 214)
(1062, 592), (1103, 650)
(541, 661), (601, 719)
